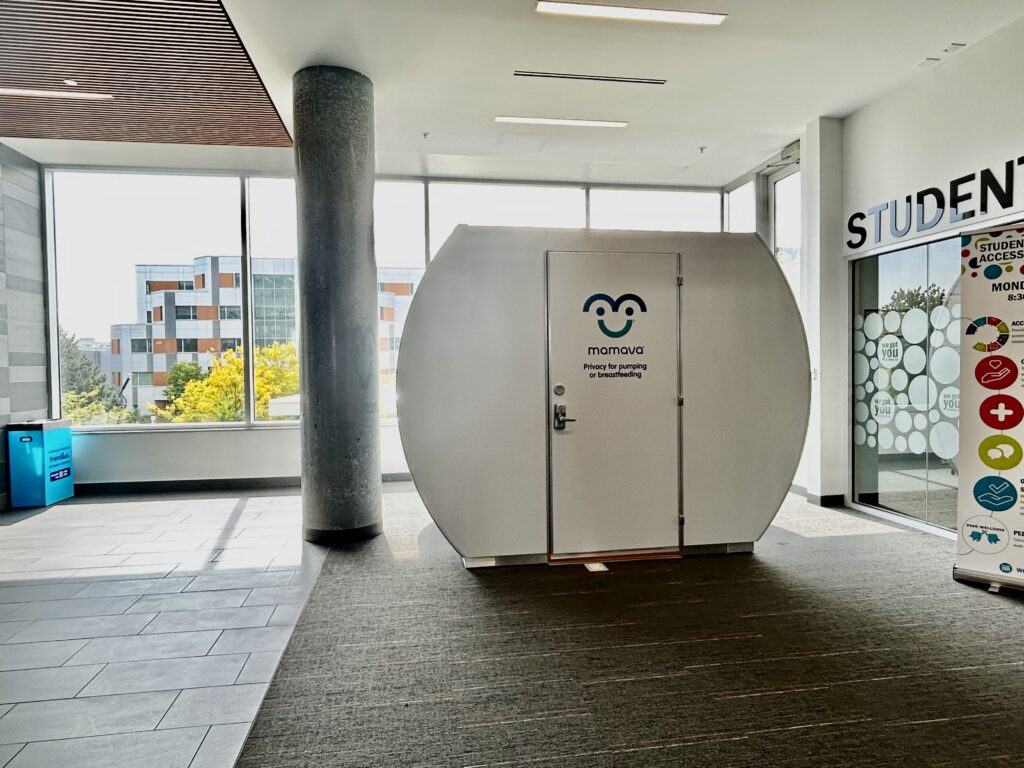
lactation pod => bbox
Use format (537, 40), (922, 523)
(396, 227), (810, 567)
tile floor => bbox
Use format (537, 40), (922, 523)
(0, 489), (327, 768)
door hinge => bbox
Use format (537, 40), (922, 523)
(677, 396), (684, 406)
(676, 275), (684, 286)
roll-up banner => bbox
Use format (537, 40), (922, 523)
(956, 225), (1024, 590)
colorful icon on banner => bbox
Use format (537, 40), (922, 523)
(966, 316), (1010, 352)
(979, 435), (1023, 471)
(962, 515), (1010, 554)
(980, 394), (1024, 430)
(975, 356), (1018, 390)
(973, 476), (1018, 512)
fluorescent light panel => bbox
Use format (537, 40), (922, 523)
(536, 1), (727, 25)
(514, 70), (666, 85)
(495, 115), (627, 128)
(0, 87), (113, 100)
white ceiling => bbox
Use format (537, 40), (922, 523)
(7, 0), (1024, 186)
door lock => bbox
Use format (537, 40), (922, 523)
(553, 403), (576, 431)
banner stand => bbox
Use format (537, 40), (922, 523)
(955, 224), (1024, 593)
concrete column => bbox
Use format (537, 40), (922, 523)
(293, 65), (382, 543)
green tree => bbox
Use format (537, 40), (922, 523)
(881, 284), (946, 313)
(58, 327), (143, 425)
(164, 361), (205, 405)
(59, 327), (115, 405)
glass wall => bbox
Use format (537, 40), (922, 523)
(589, 188), (721, 232)
(52, 172), (244, 425)
(773, 171), (801, 300)
(428, 182), (585, 257)
(52, 174), (722, 429)
(247, 177), (300, 421)
(852, 236), (961, 528)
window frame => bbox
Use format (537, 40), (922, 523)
(45, 168), (724, 432)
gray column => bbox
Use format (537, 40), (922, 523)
(293, 66), (382, 543)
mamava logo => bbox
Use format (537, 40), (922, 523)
(583, 293), (647, 338)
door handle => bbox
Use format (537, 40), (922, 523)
(553, 403), (576, 431)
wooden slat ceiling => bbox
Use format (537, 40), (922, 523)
(0, 0), (292, 147)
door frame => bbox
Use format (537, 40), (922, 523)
(543, 250), (684, 560)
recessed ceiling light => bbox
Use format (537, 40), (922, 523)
(0, 87), (112, 100)
(63, 79), (78, 86)
(535, 1), (727, 25)
(495, 115), (628, 128)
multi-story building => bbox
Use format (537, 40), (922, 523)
(108, 255), (292, 414)
(104, 255), (419, 417)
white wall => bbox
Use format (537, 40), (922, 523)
(72, 423), (409, 485)
(844, 16), (1024, 254)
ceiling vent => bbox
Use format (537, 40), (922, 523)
(514, 70), (666, 85)
(915, 57), (941, 68)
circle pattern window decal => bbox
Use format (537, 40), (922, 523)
(966, 316), (1009, 352)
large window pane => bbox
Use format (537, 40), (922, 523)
(53, 172), (242, 424)
(773, 171), (801, 300)
(248, 178), (300, 421)
(726, 180), (755, 233)
(376, 181), (425, 268)
(589, 188), (721, 232)
(429, 183), (585, 257)
(852, 236), (961, 529)
(376, 182), (426, 422)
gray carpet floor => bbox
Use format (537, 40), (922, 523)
(236, 495), (1024, 767)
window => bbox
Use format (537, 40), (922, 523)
(130, 339), (151, 353)
(247, 178), (300, 421)
(175, 305), (198, 320)
(221, 338), (241, 352)
(176, 338), (198, 353)
(589, 189), (721, 232)
(376, 181), (426, 267)
(852, 236), (960, 529)
(219, 305), (241, 320)
(726, 180), (756, 233)
(428, 182), (585, 258)
(52, 171), (242, 425)
(772, 171), (801, 301)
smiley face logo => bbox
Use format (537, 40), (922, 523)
(583, 293), (648, 338)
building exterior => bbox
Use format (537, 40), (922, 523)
(103, 256), (418, 417)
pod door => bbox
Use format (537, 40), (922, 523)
(546, 251), (681, 559)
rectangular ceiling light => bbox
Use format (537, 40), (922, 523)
(495, 115), (627, 128)
(514, 70), (666, 85)
(0, 87), (114, 100)
(535, 1), (727, 25)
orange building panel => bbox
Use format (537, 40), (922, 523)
(380, 306), (395, 322)
(147, 280), (178, 293)
(378, 337), (388, 351)
(380, 282), (413, 296)
(153, 372), (169, 386)
(153, 307), (163, 321)
(111, 339), (120, 354)
(219, 273), (237, 288)
(195, 274), (206, 289)
(198, 338), (220, 353)
(196, 305), (218, 321)
(153, 338), (175, 354)
(112, 372), (121, 386)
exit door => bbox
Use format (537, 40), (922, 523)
(547, 251), (681, 558)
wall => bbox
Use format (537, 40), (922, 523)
(0, 143), (50, 509)
(844, 16), (1024, 254)
(71, 422), (409, 485)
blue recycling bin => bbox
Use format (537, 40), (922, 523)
(8, 419), (74, 508)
